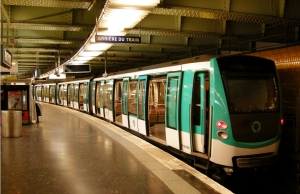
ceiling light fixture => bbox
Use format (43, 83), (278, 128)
(40, 0), (160, 78)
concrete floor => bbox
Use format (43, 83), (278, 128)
(1, 103), (231, 194)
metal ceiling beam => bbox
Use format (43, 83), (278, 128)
(17, 59), (55, 63)
(13, 54), (55, 58)
(4, 23), (93, 32)
(2, 0), (93, 9)
(2, 38), (83, 45)
(9, 48), (73, 53)
(152, 7), (300, 26)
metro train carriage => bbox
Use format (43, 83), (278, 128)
(33, 54), (283, 181)
(56, 80), (90, 112)
(33, 83), (56, 104)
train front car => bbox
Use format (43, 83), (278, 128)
(209, 55), (283, 177)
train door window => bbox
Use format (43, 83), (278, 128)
(91, 82), (95, 111)
(128, 81), (137, 115)
(79, 83), (84, 109)
(96, 82), (101, 114)
(58, 85), (62, 102)
(84, 83), (89, 111)
(193, 77), (201, 126)
(67, 84), (71, 107)
(41, 86), (44, 101)
(107, 80), (113, 110)
(71, 84), (74, 106)
(122, 79), (129, 115)
(63, 85), (67, 102)
(103, 80), (113, 110)
(74, 84), (79, 104)
(45, 86), (49, 100)
(166, 77), (179, 129)
(138, 80), (145, 120)
(49, 86), (53, 101)
(114, 81), (122, 120)
(61, 85), (65, 103)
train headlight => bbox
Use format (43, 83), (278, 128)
(216, 121), (228, 129)
(223, 167), (233, 175)
(217, 131), (228, 140)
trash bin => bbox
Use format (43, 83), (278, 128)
(1, 110), (22, 138)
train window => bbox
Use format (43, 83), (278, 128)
(104, 81), (113, 110)
(67, 85), (71, 106)
(149, 78), (166, 105)
(227, 75), (279, 113)
(49, 86), (53, 101)
(63, 85), (67, 101)
(91, 82), (95, 107)
(193, 77), (201, 125)
(128, 81), (137, 114)
(96, 83), (101, 111)
(74, 84), (79, 102)
(41, 86), (44, 100)
(138, 80), (145, 120)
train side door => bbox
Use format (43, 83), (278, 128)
(44, 86), (49, 102)
(114, 80), (122, 124)
(73, 83), (79, 109)
(102, 80), (114, 121)
(121, 78), (129, 128)
(58, 85), (63, 105)
(91, 81), (96, 114)
(165, 72), (182, 149)
(100, 81), (105, 117)
(67, 84), (71, 107)
(63, 84), (67, 106)
(82, 82), (89, 112)
(137, 75), (149, 136)
(192, 72), (209, 153)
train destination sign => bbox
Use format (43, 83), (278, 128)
(95, 35), (141, 43)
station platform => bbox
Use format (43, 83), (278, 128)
(1, 103), (233, 194)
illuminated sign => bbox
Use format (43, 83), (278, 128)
(1, 45), (12, 69)
(63, 64), (91, 73)
(95, 35), (141, 43)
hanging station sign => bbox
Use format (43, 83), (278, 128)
(95, 35), (141, 43)
(1, 44), (12, 69)
(63, 64), (91, 73)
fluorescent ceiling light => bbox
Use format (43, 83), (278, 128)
(73, 56), (95, 61)
(42, 0), (160, 77)
(84, 42), (113, 51)
(79, 50), (102, 57)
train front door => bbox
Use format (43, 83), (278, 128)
(192, 72), (209, 154)
(121, 78), (129, 128)
(165, 72), (182, 149)
(137, 75), (149, 136)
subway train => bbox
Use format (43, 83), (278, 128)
(33, 54), (283, 181)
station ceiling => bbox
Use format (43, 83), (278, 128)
(2, 0), (300, 79)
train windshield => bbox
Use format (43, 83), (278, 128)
(226, 74), (279, 113)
